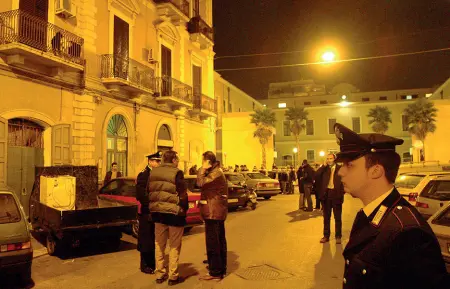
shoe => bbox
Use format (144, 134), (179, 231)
(141, 267), (155, 274)
(305, 209), (313, 212)
(199, 274), (223, 281)
(203, 259), (208, 264)
(320, 237), (330, 243)
(168, 278), (184, 286)
(156, 275), (168, 284)
(336, 238), (342, 244)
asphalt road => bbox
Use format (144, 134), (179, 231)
(21, 193), (364, 289)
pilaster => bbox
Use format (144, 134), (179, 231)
(72, 94), (96, 165)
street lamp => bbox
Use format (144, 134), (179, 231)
(319, 150), (325, 166)
(293, 147), (298, 168)
(322, 51), (336, 62)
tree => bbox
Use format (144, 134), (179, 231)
(403, 98), (438, 162)
(285, 107), (309, 166)
(367, 106), (392, 134)
(250, 108), (276, 169)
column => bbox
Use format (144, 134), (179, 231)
(72, 95), (96, 165)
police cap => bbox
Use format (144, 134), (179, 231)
(146, 151), (162, 160)
(334, 123), (404, 162)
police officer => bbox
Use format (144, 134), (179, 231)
(334, 123), (449, 289)
(136, 151), (162, 274)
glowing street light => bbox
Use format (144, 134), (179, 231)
(322, 51), (336, 62)
(293, 147), (298, 153)
(319, 151), (325, 157)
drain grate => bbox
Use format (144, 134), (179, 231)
(235, 264), (294, 281)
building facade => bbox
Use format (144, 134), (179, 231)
(261, 80), (433, 167)
(0, 0), (216, 213)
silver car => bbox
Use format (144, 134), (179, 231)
(0, 189), (33, 284)
(427, 201), (450, 272)
(240, 172), (280, 199)
(416, 176), (450, 219)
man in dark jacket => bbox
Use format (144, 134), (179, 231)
(315, 153), (345, 244)
(278, 168), (288, 194)
(300, 160), (315, 211)
(149, 150), (188, 286)
(135, 151), (162, 274)
(296, 166), (304, 196)
(197, 151), (228, 281)
(104, 162), (122, 184)
(334, 123), (449, 289)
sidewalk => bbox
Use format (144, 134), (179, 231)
(31, 234), (48, 259)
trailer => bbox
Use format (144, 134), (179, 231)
(29, 166), (137, 256)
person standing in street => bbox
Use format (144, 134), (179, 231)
(334, 123), (449, 289)
(278, 168), (288, 194)
(196, 151), (228, 281)
(297, 165), (304, 196)
(135, 152), (162, 274)
(287, 167), (296, 194)
(104, 162), (122, 184)
(148, 150), (188, 286)
(300, 160), (315, 211)
(315, 153), (345, 244)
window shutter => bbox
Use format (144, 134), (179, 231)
(52, 124), (71, 165)
(0, 117), (7, 186)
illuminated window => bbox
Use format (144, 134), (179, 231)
(278, 103), (287, 108)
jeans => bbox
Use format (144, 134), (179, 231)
(205, 219), (227, 277)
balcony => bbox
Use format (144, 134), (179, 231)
(187, 16), (214, 49)
(100, 54), (156, 95)
(154, 0), (190, 23)
(0, 10), (84, 72)
(192, 91), (217, 119)
(154, 76), (193, 109)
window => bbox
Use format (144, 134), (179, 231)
(402, 152), (412, 163)
(161, 45), (172, 96)
(379, 96), (387, 101)
(320, 100), (327, 105)
(306, 120), (314, 135)
(246, 173), (270, 180)
(282, 155), (293, 167)
(107, 114), (128, 175)
(421, 181), (450, 201)
(402, 115), (409, 131)
(352, 117), (361, 133)
(426, 93), (432, 98)
(401, 95), (418, 100)
(362, 97), (370, 102)
(192, 65), (202, 96)
(432, 204), (450, 227)
(328, 118), (336, 134)
(304, 101), (311, 106)
(0, 194), (21, 224)
(306, 150), (315, 162)
(113, 16), (130, 79)
(394, 174), (425, 189)
(283, 120), (291, 136)
(278, 103), (287, 108)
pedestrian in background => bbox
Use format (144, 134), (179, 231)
(189, 165), (198, 175)
(197, 151), (228, 281)
(135, 152), (162, 274)
(104, 162), (122, 184)
(278, 168), (288, 194)
(297, 165), (304, 196)
(149, 150), (188, 286)
(315, 153), (344, 244)
(300, 160), (315, 211)
(288, 167), (296, 194)
(334, 123), (449, 288)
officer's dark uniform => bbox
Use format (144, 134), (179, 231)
(136, 151), (161, 274)
(334, 123), (449, 289)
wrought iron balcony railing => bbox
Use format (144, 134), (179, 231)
(156, 76), (193, 103)
(0, 9), (84, 66)
(193, 89), (217, 113)
(154, 0), (190, 18)
(187, 16), (214, 42)
(101, 54), (156, 92)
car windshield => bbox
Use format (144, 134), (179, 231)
(120, 180), (136, 197)
(432, 205), (450, 227)
(246, 173), (270, 179)
(226, 174), (245, 182)
(0, 194), (21, 224)
(394, 174), (425, 189)
(184, 178), (201, 192)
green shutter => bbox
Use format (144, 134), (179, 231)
(52, 124), (71, 165)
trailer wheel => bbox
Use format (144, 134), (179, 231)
(132, 220), (139, 238)
(46, 234), (58, 256)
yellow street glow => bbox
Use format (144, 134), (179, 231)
(322, 51), (336, 62)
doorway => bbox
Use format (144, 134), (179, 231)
(7, 118), (45, 217)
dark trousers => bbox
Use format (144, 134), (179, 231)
(304, 183), (313, 211)
(315, 194), (321, 209)
(205, 219), (227, 277)
(323, 196), (343, 238)
(138, 213), (155, 270)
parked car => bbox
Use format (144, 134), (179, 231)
(99, 177), (203, 237)
(0, 189), (33, 284)
(240, 172), (281, 199)
(394, 171), (450, 205)
(415, 176), (450, 219)
(185, 175), (257, 211)
(224, 172), (246, 186)
(427, 201), (450, 273)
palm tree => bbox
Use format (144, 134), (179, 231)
(403, 98), (438, 162)
(285, 107), (309, 165)
(250, 108), (276, 169)
(367, 106), (392, 134)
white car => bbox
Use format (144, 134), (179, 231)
(427, 201), (450, 272)
(415, 176), (450, 219)
(394, 172), (450, 206)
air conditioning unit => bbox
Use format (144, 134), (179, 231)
(143, 48), (157, 64)
(55, 0), (76, 19)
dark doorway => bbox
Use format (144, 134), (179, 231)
(161, 45), (172, 96)
(113, 16), (129, 80)
(19, 0), (49, 51)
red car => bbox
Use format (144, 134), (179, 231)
(99, 177), (203, 237)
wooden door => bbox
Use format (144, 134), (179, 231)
(161, 45), (172, 96)
(113, 16), (129, 79)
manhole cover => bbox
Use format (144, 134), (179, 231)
(235, 264), (294, 281)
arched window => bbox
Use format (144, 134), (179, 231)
(107, 115), (128, 175)
(157, 124), (173, 152)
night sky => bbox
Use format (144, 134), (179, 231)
(213, 0), (450, 99)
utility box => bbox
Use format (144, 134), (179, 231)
(40, 176), (76, 210)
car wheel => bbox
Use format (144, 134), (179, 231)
(46, 234), (59, 256)
(132, 219), (139, 238)
(264, 196), (271, 200)
(18, 262), (32, 285)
